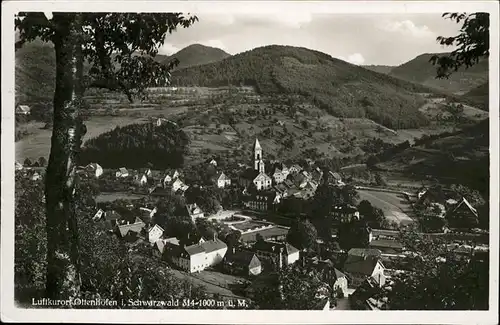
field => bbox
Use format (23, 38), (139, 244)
(357, 189), (414, 225)
(16, 116), (149, 161)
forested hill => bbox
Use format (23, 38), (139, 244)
(462, 82), (489, 111)
(389, 52), (488, 95)
(79, 122), (190, 169)
(171, 45), (438, 129)
(158, 44), (231, 70)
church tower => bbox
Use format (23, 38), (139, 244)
(253, 138), (265, 173)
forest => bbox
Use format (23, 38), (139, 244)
(171, 45), (434, 129)
(79, 122), (190, 169)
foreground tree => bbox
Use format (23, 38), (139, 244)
(430, 12), (489, 78)
(15, 12), (197, 299)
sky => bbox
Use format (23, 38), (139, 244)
(158, 13), (462, 66)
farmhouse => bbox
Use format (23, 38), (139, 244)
(92, 209), (105, 222)
(446, 197), (479, 228)
(171, 178), (189, 194)
(343, 248), (386, 288)
(224, 249), (262, 276)
(163, 170), (180, 186)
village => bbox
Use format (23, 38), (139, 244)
(15, 115), (490, 310)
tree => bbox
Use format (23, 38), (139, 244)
(386, 228), (488, 310)
(357, 200), (385, 228)
(195, 218), (217, 240)
(15, 12), (197, 299)
(251, 265), (328, 309)
(337, 220), (370, 251)
(430, 13), (489, 78)
(374, 173), (387, 187)
(23, 158), (32, 167)
(286, 219), (318, 251)
(38, 156), (47, 167)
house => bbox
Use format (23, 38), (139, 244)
(104, 210), (122, 227)
(148, 224), (164, 244)
(117, 217), (146, 238)
(253, 240), (300, 270)
(214, 171), (231, 188)
(209, 159), (218, 167)
(368, 239), (404, 255)
(311, 168), (323, 183)
(343, 248), (386, 288)
(155, 237), (180, 256)
(16, 104), (31, 115)
(223, 248), (262, 276)
(139, 168), (152, 177)
(172, 178), (189, 194)
(186, 203), (204, 221)
(171, 238), (228, 273)
(289, 164), (302, 174)
(85, 163), (103, 178)
(446, 197), (479, 228)
(92, 209), (105, 222)
(115, 167), (129, 178)
(243, 191), (280, 211)
(330, 205), (360, 222)
(272, 168), (286, 184)
(307, 258), (349, 297)
(328, 171), (344, 186)
(416, 185), (447, 206)
(15, 161), (24, 171)
(31, 171), (42, 181)
(135, 174), (149, 186)
(163, 170), (180, 186)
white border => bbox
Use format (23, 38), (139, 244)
(1, 1), (499, 324)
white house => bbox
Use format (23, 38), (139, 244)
(92, 209), (104, 221)
(172, 238), (228, 273)
(186, 203), (204, 221)
(136, 174), (148, 186)
(115, 167), (129, 178)
(15, 161), (24, 171)
(215, 172), (231, 188)
(209, 159), (218, 167)
(289, 164), (302, 174)
(16, 105), (31, 115)
(85, 163), (103, 178)
(172, 178), (188, 193)
(272, 168), (286, 184)
(148, 224), (164, 244)
(31, 172), (42, 181)
(253, 172), (272, 190)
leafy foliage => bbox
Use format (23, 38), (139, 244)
(386, 229), (489, 310)
(80, 122), (190, 169)
(286, 219), (318, 251)
(430, 13), (489, 79)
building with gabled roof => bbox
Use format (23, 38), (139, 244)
(16, 104), (31, 115)
(115, 167), (129, 178)
(147, 224), (164, 243)
(343, 248), (385, 288)
(186, 203), (204, 221)
(116, 217), (146, 238)
(170, 238), (228, 273)
(214, 171), (231, 188)
(223, 248), (262, 276)
(253, 240), (299, 270)
(446, 197), (480, 228)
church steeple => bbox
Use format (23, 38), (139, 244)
(253, 138), (265, 173)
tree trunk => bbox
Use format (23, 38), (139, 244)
(45, 13), (85, 299)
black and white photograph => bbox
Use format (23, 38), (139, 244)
(1, 0), (498, 323)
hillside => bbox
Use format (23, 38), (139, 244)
(378, 119), (489, 194)
(158, 44), (231, 70)
(462, 82), (489, 111)
(15, 40), (56, 104)
(363, 65), (393, 74)
(389, 53), (488, 95)
(171, 45), (438, 129)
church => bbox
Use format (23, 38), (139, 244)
(239, 138), (272, 191)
